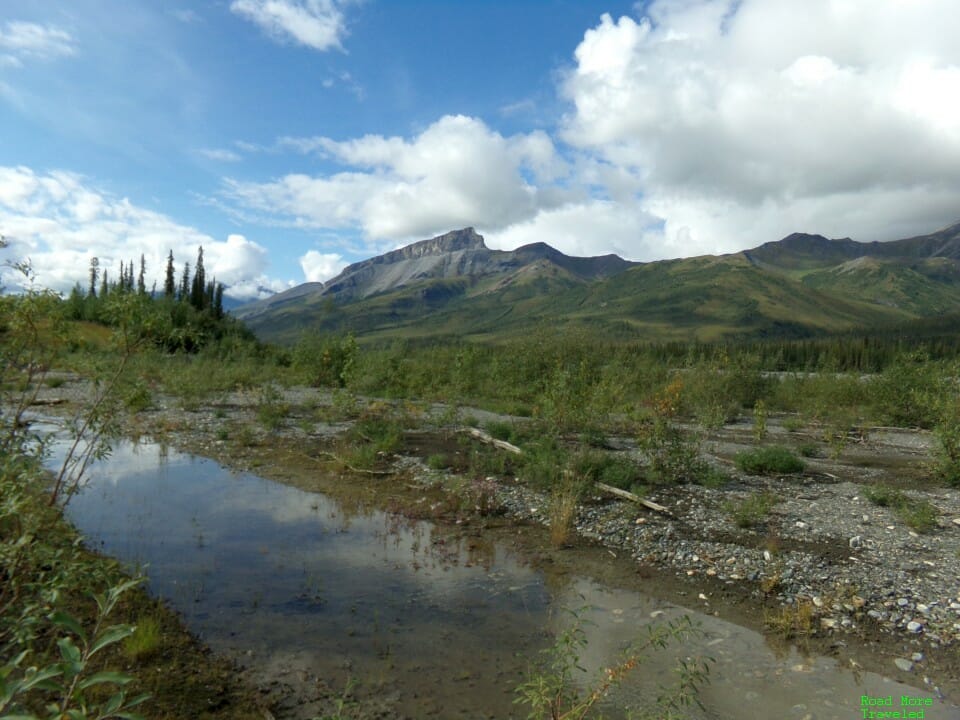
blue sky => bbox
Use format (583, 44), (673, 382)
(3, 1), (960, 300)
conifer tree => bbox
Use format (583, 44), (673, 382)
(190, 246), (205, 310)
(179, 262), (190, 302)
(88, 257), (99, 298)
(164, 251), (176, 297)
(137, 254), (146, 295)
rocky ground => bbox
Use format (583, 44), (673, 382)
(29, 374), (960, 709)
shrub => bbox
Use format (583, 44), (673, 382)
(637, 418), (706, 485)
(569, 448), (639, 491)
(734, 446), (804, 475)
(724, 490), (778, 528)
(864, 485), (939, 533)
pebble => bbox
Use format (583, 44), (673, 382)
(894, 658), (914, 672)
(472, 457), (960, 653)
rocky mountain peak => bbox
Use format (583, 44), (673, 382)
(358, 228), (486, 269)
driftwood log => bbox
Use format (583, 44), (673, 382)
(459, 426), (672, 516)
(458, 427), (523, 455)
(595, 482), (672, 516)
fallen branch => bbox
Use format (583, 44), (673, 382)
(596, 482), (672, 516)
(29, 397), (66, 406)
(458, 427), (523, 455)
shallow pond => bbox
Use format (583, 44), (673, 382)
(53, 435), (957, 719)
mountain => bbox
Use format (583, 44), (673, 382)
(235, 222), (960, 345)
(234, 228), (635, 340)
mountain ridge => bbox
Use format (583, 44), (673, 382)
(235, 221), (960, 344)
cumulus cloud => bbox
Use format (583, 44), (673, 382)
(0, 20), (76, 66)
(299, 250), (347, 282)
(0, 166), (285, 300)
(230, 0), (346, 52)
(559, 1), (960, 252)
(223, 115), (573, 241)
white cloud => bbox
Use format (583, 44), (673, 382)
(230, 0), (346, 52)
(484, 201), (663, 260)
(300, 250), (346, 282)
(0, 166), (285, 300)
(197, 147), (242, 163)
(558, 2), (960, 253)
(0, 20), (76, 65)
(222, 115), (573, 242)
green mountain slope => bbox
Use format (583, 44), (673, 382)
(237, 223), (960, 346)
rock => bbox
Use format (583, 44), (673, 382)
(849, 535), (863, 549)
(907, 621), (924, 633)
(795, 521), (809, 530)
(894, 658), (914, 672)
(912, 652), (924, 662)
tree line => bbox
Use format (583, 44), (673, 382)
(65, 246), (250, 352)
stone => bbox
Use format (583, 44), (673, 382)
(906, 621), (924, 633)
(894, 658), (914, 672)
(849, 535), (863, 549)
(795, 521), (809, 530)
(911, 652), (924, 662)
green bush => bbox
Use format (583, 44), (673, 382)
(724, 490), (778, 528)
(638, 418), (706, 485)
(569, 448), (639, 491)
(734, 446), (804, 475)
(864, 485), (939, 533)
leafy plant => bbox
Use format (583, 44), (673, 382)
(864, 485), (939, 533)
(724, 491), (779, 529)
(734, 446), (804, 475)
(752, 399), (768, 441)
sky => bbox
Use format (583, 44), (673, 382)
(2, 0), (960, 301)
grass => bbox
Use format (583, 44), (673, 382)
(426, 453), (449, 470)
(864, 485), (939, 533)
(765, 599), (815, 639)
(734, 446), (804, 475)
(124, 613), (163, 660)
(724, 490), (779, 528)
(549, 485), (579, 547)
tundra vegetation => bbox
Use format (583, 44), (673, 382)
(3, 242), (960, 717)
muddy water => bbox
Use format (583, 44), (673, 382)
(57, 437), (957, 719)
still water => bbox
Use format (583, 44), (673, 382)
(53, 435), (957, 719)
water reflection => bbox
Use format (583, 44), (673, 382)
(51, 435), (957, 720)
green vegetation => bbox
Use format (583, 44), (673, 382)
(864, 485), (939, 533)
(514, 609), (713, 720)
(724, 491), (779, 529)
(734, 446), (805, 475)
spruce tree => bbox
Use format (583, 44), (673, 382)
(179, 262), (190, 302)
(137, 254), (146, 295)
(190, 246), (205, 310)
(164, 251), (176, 297)
(88, 257), (99, 298)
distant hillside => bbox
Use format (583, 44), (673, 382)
(236, 222), (960, 345)
(234, 228), (636, 341)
